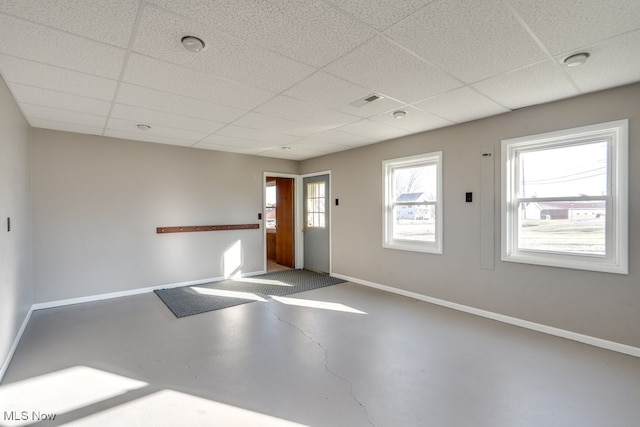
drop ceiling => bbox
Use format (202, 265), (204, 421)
(1, 0), (639, 161)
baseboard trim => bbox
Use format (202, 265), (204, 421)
(32, 270), (266, 311)
(0, 306), (33, 383)
(332, 273), (640, 358)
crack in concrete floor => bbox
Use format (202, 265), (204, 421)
(263, 301), (375, 427)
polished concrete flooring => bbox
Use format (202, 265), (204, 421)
(2, 281), (640, 426)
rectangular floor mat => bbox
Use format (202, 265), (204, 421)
(154, 269), (346, 318)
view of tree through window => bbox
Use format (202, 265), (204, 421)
(383, 152), (442, 254)
(392, 164), (437, 243)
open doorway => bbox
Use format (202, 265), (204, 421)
(265, 176), (295, 272)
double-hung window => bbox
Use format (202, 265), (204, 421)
(383, 152), (443, 254)
(501, 120), (628, 274)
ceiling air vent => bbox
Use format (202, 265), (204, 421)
(349, 93), (384, 108)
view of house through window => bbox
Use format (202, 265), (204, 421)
(383, 152), (442, 254)
(392, 164), (437, 243)
(306, 182), (326, 228)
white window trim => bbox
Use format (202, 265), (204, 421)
(501, 120), (628, 274)
(383, 152), (443, 254)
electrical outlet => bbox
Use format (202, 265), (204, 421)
(465, 192), (473, 203)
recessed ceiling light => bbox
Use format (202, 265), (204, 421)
(282, 146), (292, 151)
(393, 110), (407, 119)
(181, 36), (205, 53)
(136, 124), (151, 131)
(563, 52), (590, 67)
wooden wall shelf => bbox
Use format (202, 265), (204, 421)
(157, 224), (260, 234)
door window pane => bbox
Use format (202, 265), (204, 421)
(306, 182), (325, 228)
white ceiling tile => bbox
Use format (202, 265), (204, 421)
(232, 112), (326, 137)
(473, 61), (580, 110)
(559, 30), (640, 93)
(284, 71), (404, 118)
(0, 55), (118, 100)
(115, 84), (247, 123)
(385, 0), (548, 83)
(105, 129), (194, 147)
(324, 37), (462, 103)
(297, 129), (377, 147)
(110, 104), (225, 134)
(147, 0), (376, 67)
(255, 95), (361, 128)
(0, 14), (126, 79)
(413, 87), (510, 123)
(29, 118), (104, 137)
(193, 142), (265, 155)
(123, 54), (275, 110)
(106, 118), (209, 142)
(325, 0), (432, 31)
(133, 6), (315, 92)
(200, 134), (279, 150)
(291, 138), (351, 154)
(256, 146), (323, 161)
(0, 0), (139, 47)
(369, 106), (453, 132)
(9, 83), (111, 116)
(21, 103), (107, 129)
(509, 0), (640, 55)
(215, 125), (300, 145)
(338, 119), (410, 141)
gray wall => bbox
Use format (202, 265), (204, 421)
(31, 130), (297, 303)
(0, 77), (32, 373)
(300, 83), (640, 348)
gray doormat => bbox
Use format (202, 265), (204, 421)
(154, 269), (346, 318)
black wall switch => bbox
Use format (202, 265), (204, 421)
(335, 198), (339, 206)
(465, 192), (473, 203)
(258, 213), (262, 220)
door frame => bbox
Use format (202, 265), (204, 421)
(262, 170), (332, 274)
(263, 172), (303, 272)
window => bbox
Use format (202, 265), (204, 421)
(265, 183), (276, 229)
(501, 120), (628, 274)
(306, 182), (326, 228)
(383, 152), (443, 254)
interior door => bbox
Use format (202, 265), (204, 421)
(275, 178), (294, 268)
(303, 174), (330, 273)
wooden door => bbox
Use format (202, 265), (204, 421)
(275, 178), (294, 267)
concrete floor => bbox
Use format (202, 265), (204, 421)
(2, 282), (640, 426)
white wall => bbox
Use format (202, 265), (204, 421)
(0, 77), (32, 376)
(300, 83), (640, 348)
(30, 130), (298, 303)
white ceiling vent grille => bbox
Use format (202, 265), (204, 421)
(349, 93), (385, 107)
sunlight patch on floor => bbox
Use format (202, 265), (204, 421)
(271, 296), (367, 314)
(233, 277), (293, 287)
(0, 366), (147, 427)
(63, 389), (308, 427)
(191, 286), (267, 302)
